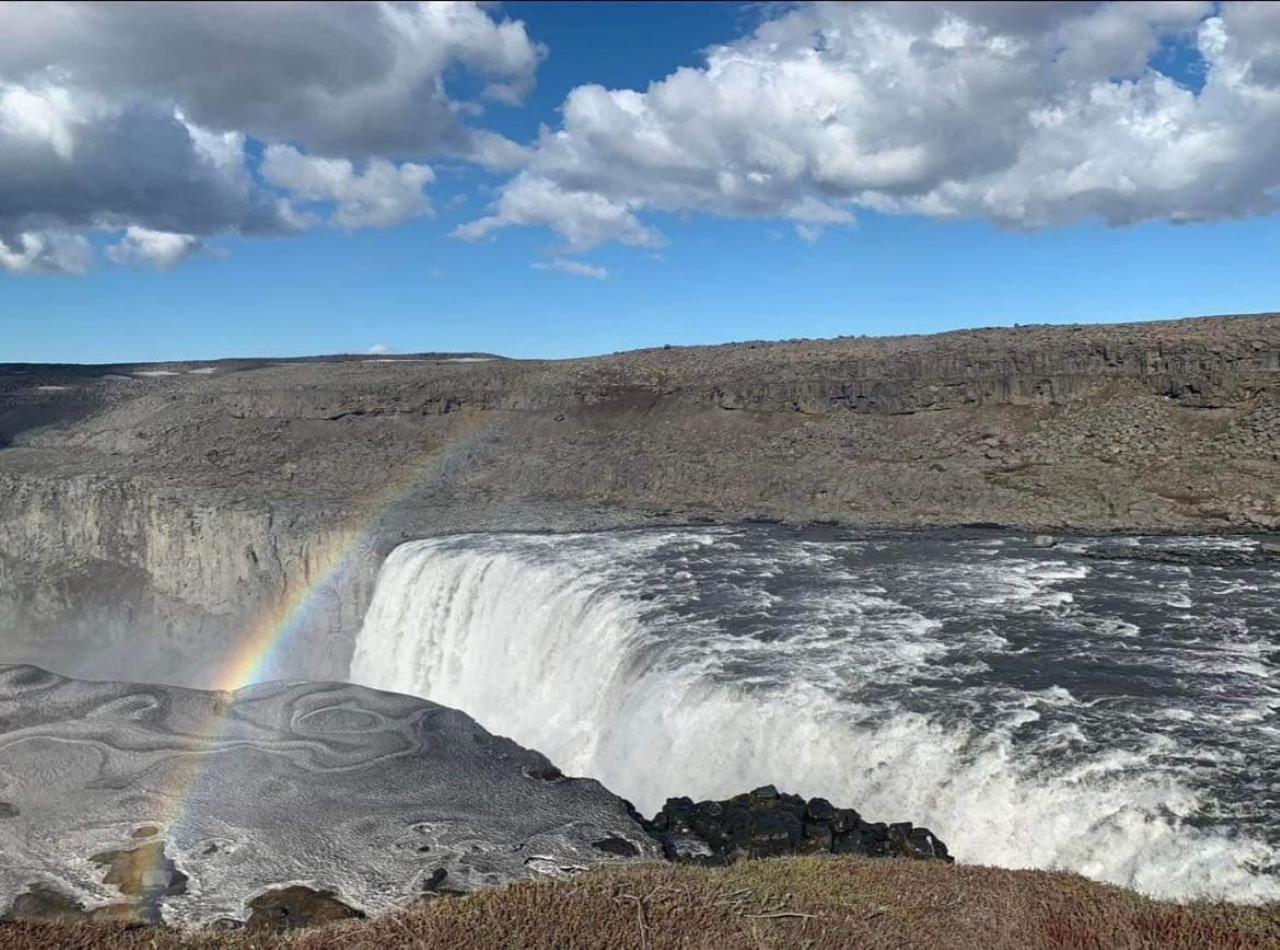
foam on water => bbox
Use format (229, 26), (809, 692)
(350, 528), (1280, 902)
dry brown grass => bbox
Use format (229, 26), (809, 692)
(3, 857), (1277, 950)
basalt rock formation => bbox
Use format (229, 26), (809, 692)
(649, 785), (952, 865)
(1, 314), (1278, 687)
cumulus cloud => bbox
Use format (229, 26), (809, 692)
(0, 86), (284, 253)
(532, 258), (609, 279)
(0, 1), (541, 162)
(106, 227), (203, 270)
(0, 1), (542, 273)
(0, 230), (91, 275)
(261, 146), (434, 230)
(456, 175), (664, 251)
(459, 1), (1280, 250)
(367, 343), (394, 355)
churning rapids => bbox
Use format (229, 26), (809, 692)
(350, 527), (1280, 903)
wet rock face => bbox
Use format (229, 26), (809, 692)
(648, 785), (952, 865)
(0, 665), (659, 928)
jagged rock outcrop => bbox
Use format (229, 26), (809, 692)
(0, 665), (660, 929)
(1, 314), (1277, 687)
(648, 785), (951, 865)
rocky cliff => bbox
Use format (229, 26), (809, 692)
(1, 313), (1277, 685)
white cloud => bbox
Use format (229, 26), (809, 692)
(367, 343), (393, 355)
(460, 1), (1280, 250)
(532, 257), (609, 279)
(0, 230), (91, 275)
(0, 1), (541, 161)
(261, 146), (434, 230)
(12, 0), (1280, 276)
(0, 1), (542, 273)
(454, 173), (663, 251)
(106, 226), (203, 270)
(0, 83), (281, 262)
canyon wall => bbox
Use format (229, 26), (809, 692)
(1, 313), (1278, 685)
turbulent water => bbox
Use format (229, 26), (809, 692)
(350, 527), (1280, 902)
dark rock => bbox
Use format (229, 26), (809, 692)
(6, 885), (91, 923)
(801, 821), (834, 853)
(592, 835), (641, 857)
(746, 809), (801, 858)
(649, 795), (694, 833)
(660, 833), (716, 862)
(523, 763), (564, 782)
(904, 826), (951, 861)
(805, 797), (835, 823)
(245, 885), (365, 932)
(833, 822), (889, 857)
(1080, 543), (1280, 569)
(0, 802), (17, 819)
(648, 788), (951, 866)
(886, 822), (915, 857)
(409, 867), (467, 906)
(748, 784), (780, 805)
(4, 884), (148, 925)
(830, 807), (862, 834)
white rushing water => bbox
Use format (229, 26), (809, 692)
(350, 528), (1280, 902)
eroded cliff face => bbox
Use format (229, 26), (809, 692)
(1, 314), (1278, 686)
(0, 474), (378, 685)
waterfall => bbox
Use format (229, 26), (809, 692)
(350, 529), (1280, 902)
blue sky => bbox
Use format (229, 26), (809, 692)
(2, 2), (1279, 363)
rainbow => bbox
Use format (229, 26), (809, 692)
(211, 406), (492, 692)
(132, 408), (495, 917)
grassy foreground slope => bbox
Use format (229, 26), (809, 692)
(6, 857), (1278, 950)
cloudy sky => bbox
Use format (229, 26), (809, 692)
(3, 1), (1280, 361)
